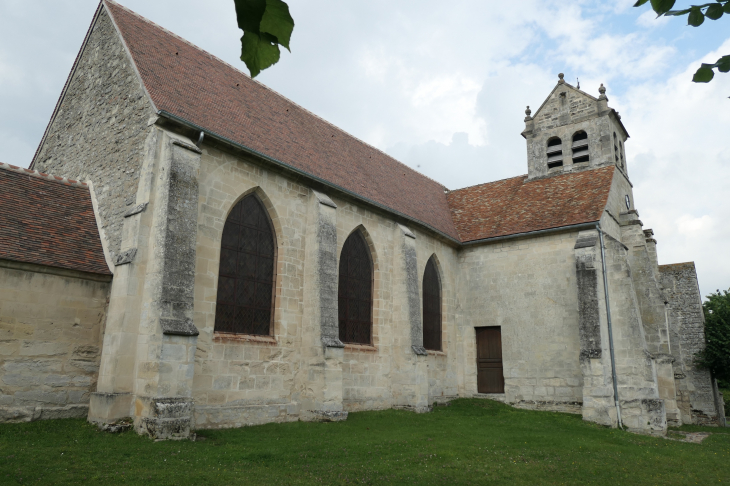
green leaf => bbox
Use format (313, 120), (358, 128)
(633, 0), (650, 6)
(693, 64), (715, 82)
(705, 3), (724, 19)
(664, 8), (692, 16)
(688, 6), (706, 25)
(725, 1), (730, 14)
(717, 55), (730, 73)
(240, 31), (281, 78)
(650, 0), (676, 14)
(260, 0), (295, 51)
(233, 0), (267, 33)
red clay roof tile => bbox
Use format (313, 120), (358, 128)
(104, 0), (616, 244)
(104, 0), (459, 239)
(0, 165), (111, 275)
(447, 166), (615, 242)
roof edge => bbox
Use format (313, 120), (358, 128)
(102, 0), (158, 113)
(532, 80), (599, 120)
(0, 258), (113, 281)
(156, 110), (463, 245)
(103, 0), (445, 191)
(30, 1), (105, 170)
(460, 221), (599, 246)
(0, 162), (89, 188)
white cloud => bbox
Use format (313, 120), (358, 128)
(1, 0), (728, 296)
(636, 9), (671, 28)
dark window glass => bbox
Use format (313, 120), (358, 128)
(422, 256), (442, 351)
(338, 230), (373, 344)
(215, 195), (275, 335)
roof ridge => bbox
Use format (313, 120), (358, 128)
(0, 162), (89, 189)
(449, 173), (528, 193)
(103, 0), (448, 191)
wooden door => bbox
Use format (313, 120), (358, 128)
(476, 327), (504, 393)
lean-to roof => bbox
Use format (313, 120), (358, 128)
(447, 166), (615, 242)
(0, 163), (111, 275)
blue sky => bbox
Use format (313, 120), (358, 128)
(1, 0), (728, 297)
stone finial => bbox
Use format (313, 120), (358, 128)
(598, 83), (607, 99)
(524, 105), (532, 122)
(558, 73), (565, 84)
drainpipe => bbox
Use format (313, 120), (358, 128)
(597, 224), (623, 429)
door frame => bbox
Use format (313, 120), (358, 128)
(475, 326), (505, 394)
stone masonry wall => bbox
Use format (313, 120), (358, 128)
(457, 231), (584, 413)
(33, 8), (154, 261)
(660, 263), (725, 426)
(0, 266), (110, 422)
(190, 143), (462, 427)
(192, 146), (307, 428)
(525, 82), (627, 180)
(414, 235), (460, 404)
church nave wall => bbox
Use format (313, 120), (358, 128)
(456, 231), (584, 411)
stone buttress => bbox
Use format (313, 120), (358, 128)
(89, 127), (201, 439)
(297, 189), (347, 422)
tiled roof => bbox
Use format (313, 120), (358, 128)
(0, 163), (111, 275)
(103, 1), (617, 244)
(447, 166), (615, 242)
(103, 1), (459, 240)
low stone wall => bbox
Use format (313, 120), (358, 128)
(0, 263), (110, 422)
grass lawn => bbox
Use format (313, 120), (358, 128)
(0, 399), (728, 485)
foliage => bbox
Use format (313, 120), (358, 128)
(1, 400), (729, 485)
(234, 0), (294, 78)
(634, 1), (730, 84)
(696, 288), (730, 384)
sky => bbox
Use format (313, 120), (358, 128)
(1, 0), (728, 298)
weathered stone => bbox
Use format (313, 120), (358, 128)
(32, 8), (155, 261)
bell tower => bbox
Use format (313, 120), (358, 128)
(522, 74), (629, 180)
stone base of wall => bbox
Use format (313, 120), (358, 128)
(0, 404), (89, 423)
(393, 404), (431, 413)
(512, 400), (583, 415)
(195, 402), (300, 429)
(621, 398), (666, 435)
(343, 398), (392, 412)
(135, 397), (195, 440)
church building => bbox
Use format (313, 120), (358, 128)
(0, 0), (725, 437)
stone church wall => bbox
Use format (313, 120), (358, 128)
(660, 263), (726, 426)
(457, 231), (584, 412)
(0, 264), (110, 422)
(32, 9), (155, 261)
(190, 143), (462, 427)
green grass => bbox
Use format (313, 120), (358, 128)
(1, 399), (728, 485)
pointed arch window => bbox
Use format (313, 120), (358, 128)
(338, 230), (373, 344)
(422, 256), (442, 351)
(546, 137), (563, 169)
(215, 194), (276, 336)
(571, 131), (589, 164)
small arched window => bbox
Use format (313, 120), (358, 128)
(338, 230), (373, 344)
(571, 131), (589, 164)
(619, 140), (625, 168)
(215, 194), (276, 335)
(546, 137), (563, 169)
(422, 256), (442, 351)
(613, 132), (619, 164)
